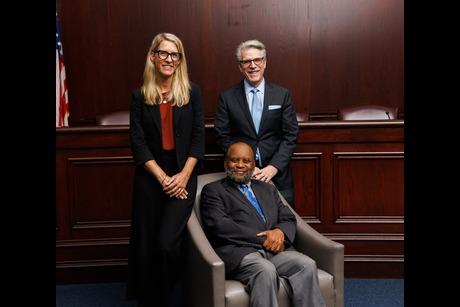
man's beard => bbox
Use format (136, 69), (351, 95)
(225, 168), (254, 184)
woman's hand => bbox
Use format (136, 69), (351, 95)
(162, 171), (190, 199)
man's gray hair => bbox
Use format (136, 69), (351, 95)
(235, 39), (267, 61)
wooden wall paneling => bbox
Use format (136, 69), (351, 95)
(293, 121), (404, 278)
(201, 122), (225, 173)
(56, 0), (403, 124)
(333, 152), (404, 223)
(291, 152), (322, 222)
(336, 236), (404, 257)
(345, 258), (403, 278)
(67, 156), (134, 240)
(56, 150), (70, 240)
(335, 233), (404, 278)
(309, 0), (404, 118)
(56, 121), (404, 282)
(57, 238), (129, 263)
(56, 128), (134, 282)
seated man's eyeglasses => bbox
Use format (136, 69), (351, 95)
(152, 49), (182, 61)
(239, 57), (265, 68)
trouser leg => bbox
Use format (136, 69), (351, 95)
(231, 251), (279, 307)
(270, 250), (325, 307)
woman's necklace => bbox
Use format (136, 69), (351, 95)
(161, 92), (169, 104)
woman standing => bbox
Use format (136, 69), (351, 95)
(126, 33), (205, 307)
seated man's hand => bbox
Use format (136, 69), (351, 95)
(257, 228), (285, 254)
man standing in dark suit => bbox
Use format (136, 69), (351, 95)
(200, 142), (325, 307)
(214, 39), (299, 206)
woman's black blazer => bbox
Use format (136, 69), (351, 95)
(129, 82), (205, 171)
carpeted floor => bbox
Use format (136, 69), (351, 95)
(344, 278), (404, 306)
(56, 278), (404, 307)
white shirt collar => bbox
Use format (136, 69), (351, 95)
(244, 78), (265, 95)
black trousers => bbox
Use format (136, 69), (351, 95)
(127, 150), (196, 307)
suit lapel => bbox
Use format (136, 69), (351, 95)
(235, 82), (258, 135)
(173, 104), (181, 130)
(147, 102), (180, 138)
(251, 181), (273, 224)
(148, 104), (162, 136)
(258, 81), (272, 134)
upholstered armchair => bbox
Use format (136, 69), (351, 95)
(185, 172), (344, 307)
(338, 104), (398, 120)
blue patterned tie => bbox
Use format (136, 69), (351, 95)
(240, 184), (266, 221)
(250, 89), (262, 133)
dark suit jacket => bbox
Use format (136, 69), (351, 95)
(200, 178), (297, 275)
(214, 80), (299, 201)
(130, 82), (205, 170)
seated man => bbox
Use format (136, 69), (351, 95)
(200, 141), (325, 307)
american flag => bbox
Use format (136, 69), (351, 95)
(56, 12), (69, 127)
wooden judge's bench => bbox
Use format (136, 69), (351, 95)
(56, 119), (404, 283)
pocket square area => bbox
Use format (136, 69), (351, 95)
(268, 105), (281, 110)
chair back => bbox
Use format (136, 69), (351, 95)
(338, 104), (398, 120)
(194, 172), (226, 224)
(96, 110), (129, 125)
(296, 112), (308, 122)
(195, 172), (297, 223)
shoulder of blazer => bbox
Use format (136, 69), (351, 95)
(251, 179), (276, 193)
(190, 82), (200, 93)
(132, 88), (143, 100)
(202, 178), (228, 194)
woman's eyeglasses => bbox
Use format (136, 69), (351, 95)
(152, 49), (182, 61)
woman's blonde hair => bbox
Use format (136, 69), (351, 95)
(141, 33), (191, 106)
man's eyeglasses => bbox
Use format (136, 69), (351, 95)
(238, 57), (265, 68)
(152, 49), (182, 61)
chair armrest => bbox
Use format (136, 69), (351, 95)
(294, 215), (343, 271)
(185, 210), (226, 307)
(293, 213), (344, 307)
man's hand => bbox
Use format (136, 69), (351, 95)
(252, 165), (278, 183)
(257, 228), (285, 253)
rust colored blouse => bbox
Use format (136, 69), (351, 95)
(159, 94), (175, 150)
